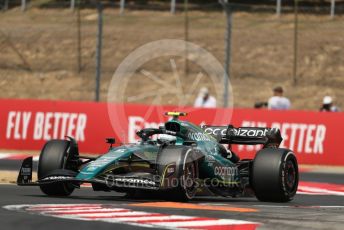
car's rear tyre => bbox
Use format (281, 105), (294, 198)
(252, 148), (298, 202)
(38, 140), (76, 196)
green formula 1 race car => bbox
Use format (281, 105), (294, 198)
(17, 112), (298, 202)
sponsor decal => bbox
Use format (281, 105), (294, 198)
(204, 126), (227, 136)
(85, 156), (118, 171)
(205, 155), (216, 162)
(204, 126), (270, 137)
(6, 111), (87, 141)
(187, 132), (211, 141)
(111, 178), (156, 186)
(232, 128), (269, 137)
(41, 176), (74, 181)
(165, 130), (177, 136)
(128, 116), (164, 143)
(205, 154), (216, 166)
(214, 166), (238, 177)
(214, 166), (239, 185)
(238, 121), (327, 155)
(20, 167), (31, 176)
(167, 167), (175, 174)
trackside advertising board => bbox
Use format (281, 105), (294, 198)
(1, 99), (343, 165)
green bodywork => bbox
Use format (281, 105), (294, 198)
(76, 119), (240, 186)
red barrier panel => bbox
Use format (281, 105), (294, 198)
(1, 98), (343, 165)
(230, 109), (342, 165)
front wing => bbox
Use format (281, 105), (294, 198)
(17, 157), (160, 190)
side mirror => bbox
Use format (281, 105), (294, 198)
(106, 138), (116, 149)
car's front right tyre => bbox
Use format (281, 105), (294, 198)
(158, 146), (199, 201)
(38, 140), (75, 196)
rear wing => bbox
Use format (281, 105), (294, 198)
(202, 125), (283, 147)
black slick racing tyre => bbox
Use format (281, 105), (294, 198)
(158, 146), (199, 201)
(252, 148), (298, 202)
(171, 148), (198, 201)
(38, 140), (75, 196)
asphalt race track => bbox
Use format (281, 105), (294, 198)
(1, 159), (344, 230)
(0, 173), (344, 230)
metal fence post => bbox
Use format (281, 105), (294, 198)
(21, 0), (27, 12)
(171, 0), (176, 14)
(330, 0), (336, 19)
(4, 0), (9, 11)
(120, 0), (125, 15)
(184, 0), (189, 78)
(71, 0), (75, 11)
(95, 3), (103, 102)
(276, 0), (282, 17)
(293, 0), (299, 86)
(77, 0), (82, 73)
(223, 10), (232, 108)
(220, 1), (232, 108)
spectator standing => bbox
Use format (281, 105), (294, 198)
(194, 87), (216, 108)
(268, 86), (291, 110)
(320, 96), (340, 112)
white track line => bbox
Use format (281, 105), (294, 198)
(66, 211), (158, 218)
(45, 208), (128, 214)
(0, 154), (11, 159)
(298, 186), (344, 196)
(152, 219), (253, 227)
(3, 204), (260, 230)
(27, 205), (102, 211)
(254, 205), (344, 208)
(102, 215), (196, 222)
(0, 153), (39, 161)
